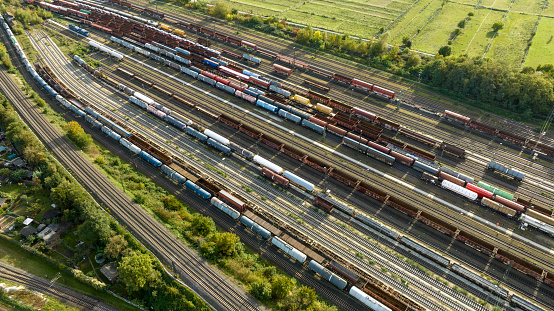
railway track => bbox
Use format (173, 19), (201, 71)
(30, 28), (471, 311)
(126, 0), (554, 150)
(33, 25), (554, 310)
(0, 262), (112, 310)
(2, 28), (261, 311)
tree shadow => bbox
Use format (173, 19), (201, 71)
(486, 31), (496, 38)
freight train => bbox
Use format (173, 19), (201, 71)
(98, 35), (553, 237)
(30, 1), (554, 296)
(8, 6), (552, 310)
(444, 110), (554, 158)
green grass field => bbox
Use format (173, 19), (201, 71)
(486, 13), (537, 65)
(523, 17), (554, 67)
(209, 0), (554, 65)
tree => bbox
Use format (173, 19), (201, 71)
(458, 20), (466, 28)
(118, 251), (161, 292)
(294, 285), (317, 309)
(521, 66), (535, 74)
(406, 51), (422, 68)
(211, 1), (230, 19)
(250, 281), (272, 301)
(438, 45), (452, 57)
(14, 216), (26, 227)
(104, 235), (129, 259)
(65, 121), (92, 149)
(9, 169), (28, 182)
(191, 214), (215, 236)
(161, 196), (184, 211)
(402, 36), (410, 45)
(271, 275), (295, 299)
(369, 33), (389, 57)
(214, 232), (240, 256)
(0, 168), (11, 177)
(492, 21), (504, 32)
(78, 206), (112, 245)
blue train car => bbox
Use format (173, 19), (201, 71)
(175, 47), (191, 56)
(256, 99), (278, 113)
(186, 126), (208, 142)
(185, 180), (211, 200)
(139, 151), (162, 168)
(203, 58), (220, 68)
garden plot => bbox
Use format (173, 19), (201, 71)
(510, 0), (545, 14)
(480, 0), (514, 11)
(523, 17), (554, 67)
(462, 10), (505, 57)
(451, 8), (491, 55)
(486, 13), (537, 65)
(221, 0), (291, 15)
(387, 0), (444, 42)
(412, 2), (471, 53)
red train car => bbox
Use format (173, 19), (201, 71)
(273, 63), (292, 76)
(372, 85), (395, 99)
(352, 107), (376, 122)
(351, 78), (373, 92)
(444, 110), (471, 125)
(218, 190), (246, 212)
(465, 183), (493, 199)
(261, 167), (289, 187)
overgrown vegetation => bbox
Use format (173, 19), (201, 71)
(0, 278), (80, 311)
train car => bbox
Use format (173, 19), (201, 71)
(185, 180), (211, 200)
(254, 155), (283, 174)
(401, 237), (450, 266)
(481, 198), (517, 217)
(349, 287), (391, 311)
(476, 181), (514, 200)
(372, 85), (395, 99)
(465, 183), (493, 199)
(352, 107), (376, 122)
(250, 76), (270, 89)
(261, 167), (289, 187)
(440, 166), (474, 184)
(493, 195), (525, 213)
(283, 171), (314, 191)
(351, 79), (373, 92)
(389, 151), (414, 166)
(161, 165), (187, 184)
(301, 119), (325, 134)
(239, 216), (272, 240)
(438, 171), (466, 187)
(292, 94), (310, 105)
(218, 190), (246, 213)
(520, 214), (554, 237)
(444, 110), (470, 125)
(308, 260), (347, 290)
(139, 150), (162, 168)
(413, 161), (439, 176)
(488, 161), (525, 181)
(273, 63), (292, 76)
(527, 209), (554, 228)
(421, 172), (439, 184)
(315, 103), (333, 114)
(241, 40), (257, 50)
(271, 237), (307, 263)
(440, 142), (466, 158)
(442, 180), (478, 201)
(203, 58), (219, 68)
(207, 138), (231, 155)
(210, 197), (240, 220)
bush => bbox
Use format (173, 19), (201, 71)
(70, 268), (107, 291)
(250, 281), (272, 301)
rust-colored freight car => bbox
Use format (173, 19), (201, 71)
(218, 190), (246, 212)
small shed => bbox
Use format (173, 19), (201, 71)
(5, 12), (14, 22)
(100, 263), (119, 283)
(47, 223), (59, 232)
(0, 198), (6, 208)
(8, 158), (25, 169)
(19, 226), (37, 239)
(23, 218), (33, 226)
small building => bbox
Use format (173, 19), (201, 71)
(100, 263), (118, 283)
(37, 227), (53, 239)
(47, 223), (59, 232)
(36, 224), (46, 232)
(19, 226), (37, 239)
(5, 158), (25, 169)
(23, 218), (33, 226)
(4, 12), (14, 22)
(0, 198), (6, 209)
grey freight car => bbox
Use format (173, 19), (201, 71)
(451, 264), (508, 298)
(308, 260), (347, 290)
(488, 161), (525, 181)
(401, 237), (450, 267)
(355, 213), (400, 240)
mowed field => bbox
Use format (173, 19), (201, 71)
(212, 0), (554, 66)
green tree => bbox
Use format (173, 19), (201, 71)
(118, 251), (161, 292)
(65, 121), (92, 149)
(492, 21), (504, 32)
(438, 45), (452, 57)
(191, 214), (215, 236)
(104, 235), (129, 259)
(211, 1), (229, 19)
(271, 275), (295, 299)
(9, 169), (28, 183)
(406, 51), (421, 68)
(458, 20), (466, 28)
(14, 216), (26, 227)
(369, 33), (389, 57)
(78, 206), (112, 245)
(250, 281), (272, 301)
(161, 196), (184, 211)
(0, 168), (11, 177)
(214, 232), (240, 256)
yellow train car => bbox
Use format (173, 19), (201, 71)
(292, 94), (310, 105)
(160, 23), (171, 31)
(315, 103), (333, 114)
(173, 29), (185, 36)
